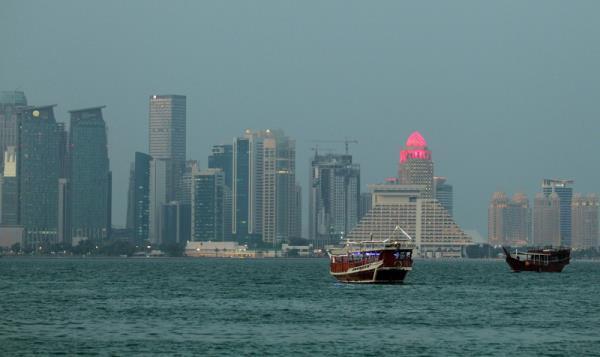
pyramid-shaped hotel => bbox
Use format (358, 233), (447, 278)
(346, 131), (472, 258)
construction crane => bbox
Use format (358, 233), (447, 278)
(309, 138), (358, 155)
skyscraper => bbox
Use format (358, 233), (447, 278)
(192, 169), (225, 241)
(176, 160), (199, 204)
(232, 136), (251, 240)
(571, 194), (599, 250)
(398, 131), (434, 198)
(293, 183), (302, 239)
(309, 152), (360, 248)
(17, 105), (61, 247)
(149, 94), (186, 202)
(488, 192), (509, 246)
(149, 158), (169, 244)
(208, 144), (233, 189)
(507, 193), (531, 246)
(57, 178), (70, 244)
(161, 201), (191, 244)
(232, 129), (297, 245)
(488, 192), (530, 246)
(533, 192), (561, 247)
(273, 132), (297, 244)
(0, 91), (27, 170)
(0, 147), (18, 225)
(69, 107), (110, 241)
(127, 152), (151, 245)
(434, 176), (453, 216)
(542, 179), (574, 246)
(208, 145), (233, 240)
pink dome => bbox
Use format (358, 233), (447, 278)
(405, 131), (427, 148)
(399, 131), (431, 163)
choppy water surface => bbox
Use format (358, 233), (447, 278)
(1, 258), (599, 356)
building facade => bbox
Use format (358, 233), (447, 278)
(571, 194), (599, 249)
(434, 176), (453, 216)
(309, 153), (360, 248)
(128, 152), (151, 245)
(0, 91), (27, 170)
(542, 179), (573, 246)
(17, 106), (62, 246)
(69, 107), (110, 241)
(232, 129), (297, 245)
(232, 136), (251, 239)
(161, 201), (191, 244)
(192, 169), (225, 241)
(488, 192), (530, 247)
(346, 182), (471, 257)
(149, 158), (169, 244)
(208, 144), (233, 189)
(359, 192), (372, 220)
(533, 192), (561, 247)
(149, 94), (186, 223)
(0, 147), (18, 225)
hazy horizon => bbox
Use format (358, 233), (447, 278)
(2, 1), (600, 236)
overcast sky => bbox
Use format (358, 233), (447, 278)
(2, 1), (599, 236)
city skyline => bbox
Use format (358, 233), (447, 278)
(3, 89), (600, 243)
(3, 1), (600, 237)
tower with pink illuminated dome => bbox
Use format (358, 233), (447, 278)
(398, 131), (434, 198)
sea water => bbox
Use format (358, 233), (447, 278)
(1, 258), (599, 356)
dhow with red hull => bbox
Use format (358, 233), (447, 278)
(328, 227), (414, 284)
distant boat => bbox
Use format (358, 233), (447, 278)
(328, 226), (414, 284)
(502, 246), (571, 273)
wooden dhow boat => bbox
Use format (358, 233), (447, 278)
(328, 226), (414, 284)
(502, 246), (571, 273)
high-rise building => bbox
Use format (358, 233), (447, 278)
(209, 145), (234, 240)
(231, 129), (299, 245)
(533, 192), (561, 247)
(149, 158), (169, 244)
(347, 182), (471, 257)
(176, 160), (198, 205)
(507, 193), (531, 246)
(0, 147), (18, 225)
(232, 129), (297, 245)
(192, 169), (225, 241)
(149, 94), (186, 202)
(57, 178), (70, 244)
(309, 153), (360, 248)
(127, 152), (151, 245)
(542, 179), (574, 246)
(57, 122), (69, 179)
(434, 176), (453, 216)
(293, 183), (302, 239)
(17, 105), (61, 247)
(0, 91), (27, 170)
(69, 107), (110, 241)
(398, 131), (434, 198)
(488, 192), (530, 246)
(232, 136), (251, 239)
(488, 192), (509, 246)
(126, 163), (135, 233)
(161, 201), (191, 244)
(571, 194), (599, 249)
(272, 132), (297, 245)
(208, 144), (233, 189)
